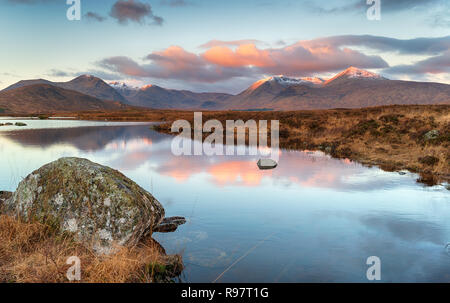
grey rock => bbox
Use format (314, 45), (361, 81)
(155, 216), (186, 233)
(257, 159), (278, 170)
(4, 157), (165, 254)
(424, 130), (440, 141)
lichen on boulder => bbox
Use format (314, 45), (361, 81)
(3, 157), (165, 254)
(0, 191), (12, 207)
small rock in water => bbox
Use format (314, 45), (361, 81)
(154, 216), (187, 233)
(14, 122), (27, 127)
(257, 159), (278, 170)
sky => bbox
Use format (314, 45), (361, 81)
(0, 0), (449, 93)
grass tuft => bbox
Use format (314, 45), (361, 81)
(0, 215), (182, 283)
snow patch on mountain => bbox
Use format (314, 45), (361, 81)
(342, 66), (383, 79)
(249, 75), (324, 91)
(140, 84), (154, 91)
(109, 82), (139, 91)
(325, 67), (385, 84)
(270, 75), (324, 86)
(299, 77), (325, 85)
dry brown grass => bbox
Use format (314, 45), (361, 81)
(0, 215), (182, 283)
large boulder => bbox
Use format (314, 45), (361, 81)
(3, 157), (165, 254)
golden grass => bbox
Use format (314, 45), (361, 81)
(0, 215), (182, 283)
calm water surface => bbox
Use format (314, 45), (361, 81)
(0, 120), (449, 282)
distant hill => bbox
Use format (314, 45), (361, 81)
(0, 84), (126, 114)
(4, 75), (127, 103)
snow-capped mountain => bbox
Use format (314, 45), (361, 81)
(108, 82), (232, 109)
(250, 75), (324, 91)
(109, 81), (139, 96)
(109, 81), (139, 91)
(324, 67), (385, 85)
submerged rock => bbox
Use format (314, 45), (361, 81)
(139, 237), (184, 282)
(257, 159), (278, 170)
(4, 157), (165, 254)
(155, 216), (187, 233)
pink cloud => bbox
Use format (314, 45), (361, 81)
(202, 44), (275, 68)
(97, 35), (450, 85)
(199, 39), (263, 49)
(202, 40), (388, 76)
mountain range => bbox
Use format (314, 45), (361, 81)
(223, 67), (450, 110)
(0, 67), (449, 114)
(109, 82), (231, 109)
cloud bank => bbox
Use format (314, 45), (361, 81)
(96, 35), (450, 87)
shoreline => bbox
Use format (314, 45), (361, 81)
(1, 104), (449, 186)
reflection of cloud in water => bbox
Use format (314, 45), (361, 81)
(315, 210), (447, 245)
(310, 210), (450, 282)
(154, 149), (414, 191)
(0, 124), (427, 193)
(104, 137), (153, 152)
(360, 213), (445, 245)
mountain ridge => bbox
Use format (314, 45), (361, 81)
(2, 67), (449, 112)
(4, 75), (128, 103)
(0, 84), (127, 114)
(221, 67), (450, 110)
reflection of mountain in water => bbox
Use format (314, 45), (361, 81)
(0, 124), (427, 192)
(1, 125), (168, 151)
